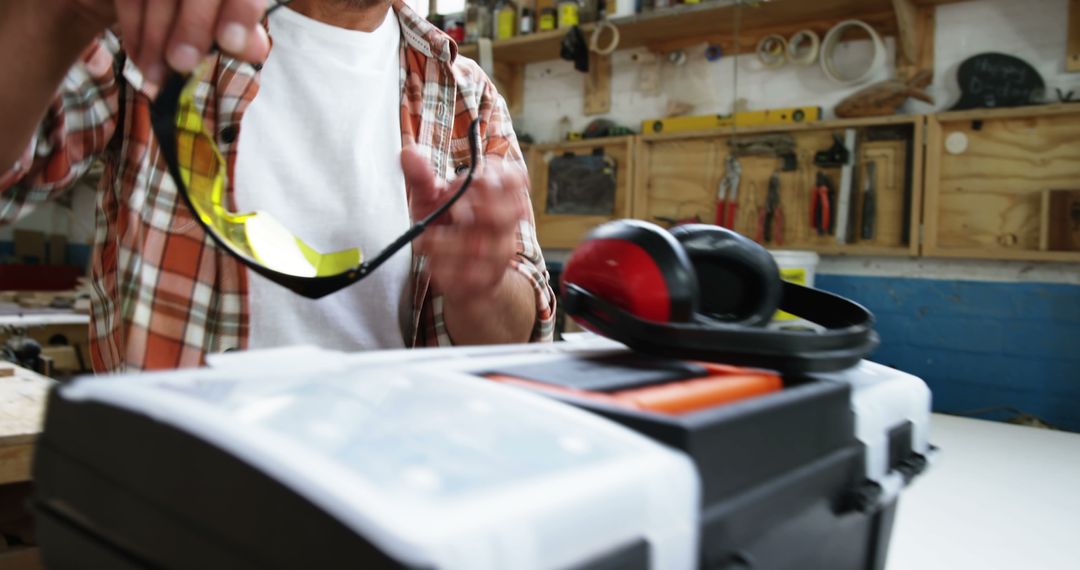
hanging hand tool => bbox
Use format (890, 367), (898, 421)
(716, 155), (742, 229)
(810, 172), (834, 236)
(757, 173), (784, 245)
(833, 128), (858, 245)
(861, 161), (877, 240)
(813, 134), (850, 167)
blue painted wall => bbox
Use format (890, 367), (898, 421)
(817, 275), (1080, 433)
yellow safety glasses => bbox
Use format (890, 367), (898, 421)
(148, 20), (478, 299)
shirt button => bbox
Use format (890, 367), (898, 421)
(252, 62), (263, 72)
(436, 102), (447, 117)
(454, 163), (471, 175)
(220, 125), (239, 144)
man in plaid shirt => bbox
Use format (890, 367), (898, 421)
(0, 0), (556, 372)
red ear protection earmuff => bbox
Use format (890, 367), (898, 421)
(561, 220), (879, 373)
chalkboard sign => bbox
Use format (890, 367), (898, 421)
(952, 53), (1045, 110)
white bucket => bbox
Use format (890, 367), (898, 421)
(768, 250), (820, 321)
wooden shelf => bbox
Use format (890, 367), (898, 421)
(640, 114), (920, 142)
(0, 546), (42, 570)
(458, 0), (963, 65)
(933, 103), (1080, 122)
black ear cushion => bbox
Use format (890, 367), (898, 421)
(668, 224), (782, 327)
(562, 220), (700, 323)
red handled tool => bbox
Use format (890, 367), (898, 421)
(810, 172), (834, 236)
(716, 155), (741, 229)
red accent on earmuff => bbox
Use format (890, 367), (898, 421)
(561, 238), (673, 323)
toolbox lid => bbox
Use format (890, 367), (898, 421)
(54, 346), (700, 570)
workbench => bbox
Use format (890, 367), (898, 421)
(0, 306), (91, 376)
(0, 362), (51, 569)
(2, 360), (1078, 569)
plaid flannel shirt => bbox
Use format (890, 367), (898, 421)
(0, 1), (555, 373)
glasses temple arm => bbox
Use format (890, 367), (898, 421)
(360, 119), (481, 276)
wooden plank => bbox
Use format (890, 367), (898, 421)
(0, 365), (52, 450)
(0, 547), (43, 570)
(922, 115), (943, 254)
(925, 109), (1080, 257)
(910, 117), (926, 255)
(1040, 189), (1052, 251)
(1069, 0), (1080, 72)
(0, 444), (35, 486)
(934, 103), (1080, 123)
(584, 53), (611, 116)
(530, 137), (636, 248)
(492, 62), (524, 119)
(892, 0), (919, 72)
(920, 247), (1080, 262)
(915, 6), (936, 79)
(1047, 189), (1080, 251)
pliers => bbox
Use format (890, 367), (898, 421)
(757, 173), (784, 245)
(810, 172), (834, 236)
(716, 155), (742, 229)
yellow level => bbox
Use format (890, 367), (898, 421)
(642, 107), (822, 135)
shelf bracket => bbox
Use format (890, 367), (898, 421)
(893, 0), (935, 81)
(493, 62), (525, 119)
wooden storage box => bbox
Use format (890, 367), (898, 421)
(632, 117), (923, 257)
(526, 136), (635, 249)
(924, 105), (1080, 262)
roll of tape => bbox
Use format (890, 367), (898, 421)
(589, 20), (620, 55)
(787, 29), (820, 66)
(820, 20), (886, 86)
(756, 34), (788, 69)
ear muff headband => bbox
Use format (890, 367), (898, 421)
(563, 281), (878, 373)
(670, 224), (782, 327)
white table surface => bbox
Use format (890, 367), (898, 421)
(0, 313), (89, 327)
(887, 414), (1080, 570)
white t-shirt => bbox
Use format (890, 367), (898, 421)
(234, 7), (412, 351)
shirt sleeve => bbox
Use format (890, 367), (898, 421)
(481, 75), (557, 344)
(0, 34), (121, 226)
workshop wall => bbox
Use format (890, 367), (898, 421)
(817, 259), (1080, 432)
(530, 0), (1080, 432)
(517, 0), (1074, 142)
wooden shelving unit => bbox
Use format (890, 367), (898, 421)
(457, 0), (959, 115)
(923, 104), (1080, 262)
(632, 116), (923, 257)
(527, 136), (636, 248)
(459, 0), (959, 64)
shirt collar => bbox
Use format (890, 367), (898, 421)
(391, 0), (457, 64)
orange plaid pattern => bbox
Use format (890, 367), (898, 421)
(0, 2), (555, 372)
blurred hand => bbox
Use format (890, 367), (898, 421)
(59, 0), (270, 89)
(401, 146), (530, 301)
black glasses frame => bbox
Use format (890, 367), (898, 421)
(148, 54), (480, 299)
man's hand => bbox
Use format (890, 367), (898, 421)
(59, 0), (270, 88)
(401, 146), (537, 344)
